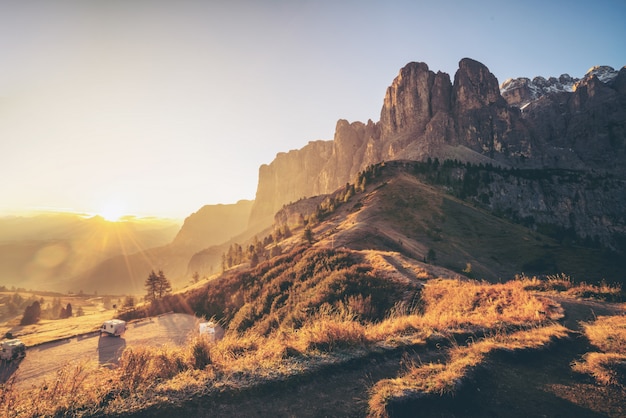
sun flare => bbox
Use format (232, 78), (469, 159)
(98, 200), (127, 222)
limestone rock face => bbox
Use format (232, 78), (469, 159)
(380, 62), (438, 139)
(453, 58), (503, 111)
(522, 66), (626, 172)
(249, 59), (626, 231)
(249, 121), (379, 227)
(451, 58), (531, 161)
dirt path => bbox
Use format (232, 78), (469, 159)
(389, 296), (626, 418)
(142, 297), (625, 418)
(146, 346), (445, 418)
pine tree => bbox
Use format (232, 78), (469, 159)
(156, 270), (172, 299)
(20, 301), (41, 325)
(145, 269), (172, 301)
(60, 303), (73, 319)
(250, 252), (259, 268)
(144, 270), (160, 302)
(303, 226), (314, 244)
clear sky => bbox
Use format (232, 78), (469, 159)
(1, 0), (624, 220)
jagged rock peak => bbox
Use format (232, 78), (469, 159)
(453, 58), (503, 110)
(585, 65), (619, 83)
(501, 65), (622, 109)
(379, 61), (450, 138)
(500, 75), (577, 108)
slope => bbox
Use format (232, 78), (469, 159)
(292, 160), (624, 285)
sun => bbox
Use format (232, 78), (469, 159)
(98, 200), (127, 222)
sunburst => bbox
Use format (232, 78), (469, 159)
(98, 200), (127, 222)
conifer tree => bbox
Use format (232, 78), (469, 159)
(144, 270), (159, 302)
(156, 270), (172, 299)
(303, 226), (314, 244)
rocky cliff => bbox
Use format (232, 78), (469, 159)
(250, 58), (626, 230)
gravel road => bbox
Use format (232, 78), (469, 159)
(2, 313), (200, 389)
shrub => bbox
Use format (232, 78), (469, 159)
(20, 301), (41, 325)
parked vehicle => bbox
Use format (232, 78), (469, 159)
(100, 319), (126, 337)
(0, 339), (26, 362)
(198, 321), (224, 342)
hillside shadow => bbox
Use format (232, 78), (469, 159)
(98, 336), (126, 366)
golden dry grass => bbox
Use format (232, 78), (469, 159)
(579, 315), (626, 353)
(0, 361), (110, 417)
(572, 314), (626, 387)
(367, 278), (561, 344)
(2, 264), (613, 417)
(418, 278), (562, 329)
(571, 352), (626, 386)
(368, 323), (569, 418)
(520, 274), (623, 301)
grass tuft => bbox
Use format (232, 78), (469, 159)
(572, 314), (626, 387)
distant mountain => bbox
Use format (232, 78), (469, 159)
(249, 59), (626, 233)
(170, 200), (254, 251)
(500, 65), (620, 109)
(68, 200), (257, 295)
(0, 213), (180, 291)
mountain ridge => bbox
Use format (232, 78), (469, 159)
(250, 58), (626, 230)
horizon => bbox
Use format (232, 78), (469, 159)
(1, 0), (625, 220)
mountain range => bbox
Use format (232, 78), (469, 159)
(2, 58), (624, 294)
(250, 58), (626, 227)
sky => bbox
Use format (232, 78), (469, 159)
(1, 0), (624, 221)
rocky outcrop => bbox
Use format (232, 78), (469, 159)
(451, 58), (532, 162)
(473, 170), (626, 249)
(249, 58), (626, 232)
(522, 66), (626, 172)
(501, 74), (578, 108)
(249, 123), (381, 227)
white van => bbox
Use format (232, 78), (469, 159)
(100, 319), (126, 337)
(0, 339), (26, 361)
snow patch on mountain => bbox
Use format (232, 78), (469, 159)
(585, 65), (619, 83)
(500, 65), (620, 109)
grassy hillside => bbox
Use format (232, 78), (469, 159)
(278, 160), (625, 285)
(2, 242), (623, 417)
